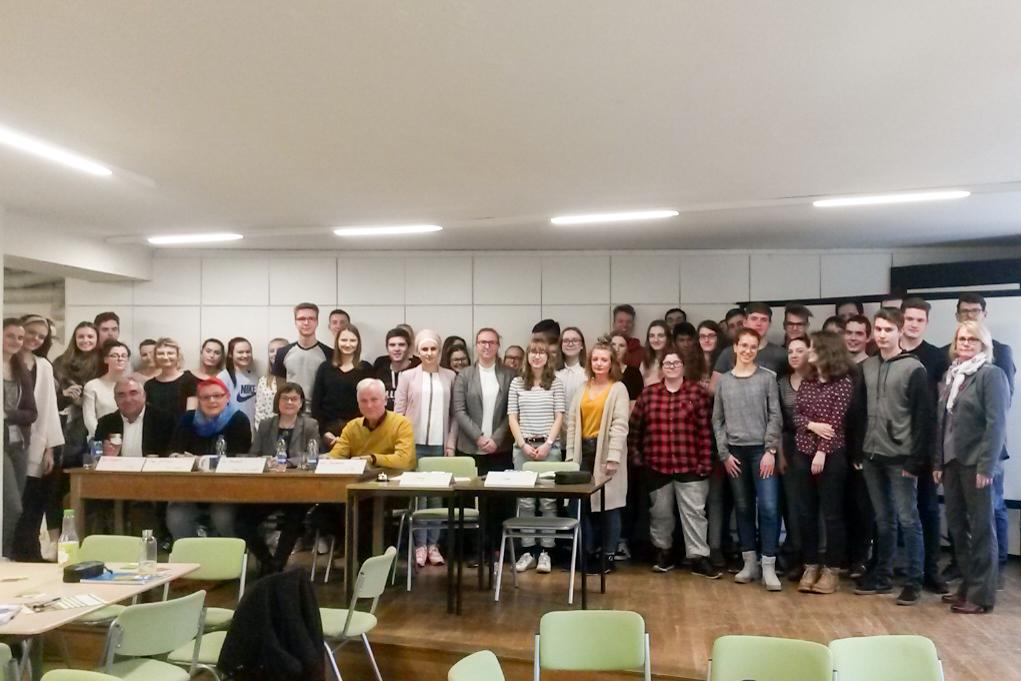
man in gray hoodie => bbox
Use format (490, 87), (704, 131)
(853, 308), (933, 606)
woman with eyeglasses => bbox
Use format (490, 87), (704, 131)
(82, 341), (132, 439)
(556, 327), (588, 417)
(240, 382), (320, 575)
(934, 320), (1009, 614)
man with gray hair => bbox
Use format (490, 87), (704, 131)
(94, 377), (176, 457)
(327, 377), (416, 470)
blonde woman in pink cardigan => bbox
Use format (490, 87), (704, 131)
(394, 329), (459, 567)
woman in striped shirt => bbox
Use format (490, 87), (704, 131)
(507, 339), (566, 575)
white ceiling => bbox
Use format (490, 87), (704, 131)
(2, 2), (1021, 251)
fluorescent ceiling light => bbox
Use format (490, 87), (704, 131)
(147, 232), (244, 246)
(333, 224), (443, 237)
(0, 124), (113, 176)
(812, 190), (970, 208)
(550, 209), (679, 225)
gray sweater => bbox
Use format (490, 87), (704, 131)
(712, 367), (782, 460)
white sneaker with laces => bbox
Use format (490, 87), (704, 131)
(515, 552), (536, 572)
(536, 551), (552, 574)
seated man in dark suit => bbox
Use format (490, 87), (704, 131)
(95, 377), (176, 456)
(93, 377), (177, 535)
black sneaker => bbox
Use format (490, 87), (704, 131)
(691, 557), (722, 580)
(853, 574), (893, 595)
(585, 555), (615, 575)
(923, 575), (950, 595)
(896, 585), (921, 606)
(652, 550), (674, 573)
(848, 562), (867, 580)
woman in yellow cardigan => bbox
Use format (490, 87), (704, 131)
(566, 339), (630, 574)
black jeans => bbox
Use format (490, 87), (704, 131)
(844, 462), (873, 567)
(465, 450), (513, 554)
(790, 449), (848, 568)
(916, 468), (943, 580)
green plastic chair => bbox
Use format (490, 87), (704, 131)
(164, 537), (248, 630)
(449, 650), (505, 681)
(0, 642), (17, 681)
(534, 610), (650, 681)
(405, 457), (479, 591)
(75, 535), (144, 624)
(708, 635), (831, 681)
(100, 590), (206, 681)
(830, 635), (944, 681)
(41, 672), (122, 681)
(321, 546), (398, 681)
(496, 461), (581, 604)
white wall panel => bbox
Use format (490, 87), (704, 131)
(630, 304), (676, 333)
(65, 306), (134, 347)
(820, 253), (891, 298)
(270, 257), (336, 306)
(134, 258), (202, 306)
(66, 278), (133, 307)
(679, 304), (734, 327)
(541, 305), (609, 349)
(404, 306), (473, 356)
(611, 255), (679, 305)
(473, 305), (542, 349)
(541, 256), (610, 304)
(338, 257), (404, 305)
(200, 307), (270, 375)
(473, 257), (541, 304)
(681, 254), (749, 303)
(337, 305), (406, 359)
(202, 256), (269, 305)
(405, 257), (472, 305)
(132, 307), (200, 366)
(750, 254), (821, 301)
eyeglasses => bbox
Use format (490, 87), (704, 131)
(477, 340), (498, 346)
(562, 338), (582, 346)
(661, 361), (682, 369)
(295, 316), (317, 323)
(199, 393), (228, 401)
(528, 351), (547, 357)
(279, 394), (302, 402)
(956, 336), (981, 345)
(698, 333), (716, 340)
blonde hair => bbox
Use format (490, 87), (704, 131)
(950, 320), (994, 363)
(154, 337), (184, 370)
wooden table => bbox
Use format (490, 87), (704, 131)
(0, 561), (199, 680)
(344, 477), (608, 613)
(68, 468), (366, 536)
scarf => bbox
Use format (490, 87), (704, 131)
(944, 352), (988, 412)
(193, 401), (240, 438)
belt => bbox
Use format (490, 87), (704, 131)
(523, 435), (548, 446)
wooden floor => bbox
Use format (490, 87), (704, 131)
(311, 553), (1021, 681)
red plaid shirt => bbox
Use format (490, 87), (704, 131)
(628, 381), (713, 476)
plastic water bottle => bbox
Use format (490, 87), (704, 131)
(306, 437), (320, 470)
(275, 436), (288, 471)
(84, 439), (103, 469)
(139, 529), (158, 576)
(57, 510), (79, 566)
(214, 435), (227, 469)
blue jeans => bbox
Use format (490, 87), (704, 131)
(581, 504), (622, 557)
(993, 466), (1008, 567)
(413, 445), (446, 547)
(916, 467), (943, 578)
(513, 444), (563, 549)
(863, 456), (923, 587)
(727, 445), (780, 557)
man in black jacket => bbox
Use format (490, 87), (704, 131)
(94, 377), (176, 457)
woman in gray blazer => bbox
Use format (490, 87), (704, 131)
(934, 320), (1009, 614)
(239, 382), (322, 576)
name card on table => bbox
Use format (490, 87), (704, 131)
(215, 457), (267, 474)
(142, 457), (197, 473)
(315, 459), (366, 475)
(485, 470), (539, 488)
(399, 471), (453, 488)
(95, 456), (146, 472)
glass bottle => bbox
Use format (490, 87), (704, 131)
(58, 509), (79, 566)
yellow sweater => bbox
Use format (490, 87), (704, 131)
(328, 411), (416, 471)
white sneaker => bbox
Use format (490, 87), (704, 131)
(536, 551), (552, 574)
(515, 553), (537, 572)
(316, 537), (330, 555)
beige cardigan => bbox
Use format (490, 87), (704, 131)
(566, 381), (630, 511)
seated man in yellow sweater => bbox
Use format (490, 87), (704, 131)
(329, 377), (416, 470)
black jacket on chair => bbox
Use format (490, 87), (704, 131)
(218, 568), (326, 681)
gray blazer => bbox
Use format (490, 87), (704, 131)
(452, 362), (515, 454)
(250, 414), (322, 464)
(936, 363), (1009, 478)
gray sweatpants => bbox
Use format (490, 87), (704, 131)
(649, 479), (710, 558)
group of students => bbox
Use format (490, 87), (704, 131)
(0, 294), (1012, 615)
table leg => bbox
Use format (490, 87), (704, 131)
(446, 498), (455, 614)
(371, 496), (385, 555)
(70, 475), (85, 537)
(345, 493), (357, 602)
(114, 500), (125, 535)
(456, 497), (464, 615)
(600, 485), (607, 594)
(580, 493), (587, 609)
(477, 494), (486, 591)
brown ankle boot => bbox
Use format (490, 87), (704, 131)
(812, 566), (839, 594)
(798, 564), (820, 592)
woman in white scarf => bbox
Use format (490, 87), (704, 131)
(933, 320), (1009, 614)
